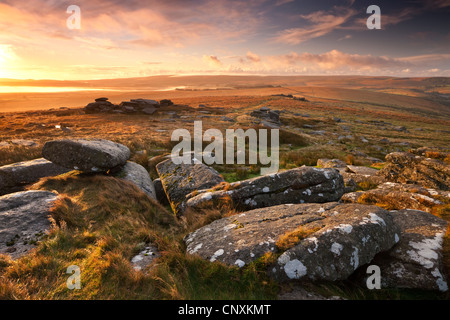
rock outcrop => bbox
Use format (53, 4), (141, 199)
(0, 158), (70, 195)
(341, 182), (449, 213)
(377, 152), (450, 190)
(250, 107), (281, 128)
(83, 97), (174, 115)
(370, 209), (448, 292)
(0, 190), (59, 259)
(156, 157), (225, 215)
(42, 139), (130, 173)
(114, 161), (156, 200)
(84, 97), (118, 114)
(185, 203), (399, 282)
(316, 159), (386, 191)
(186, 167), (345, 211)
(317, 158), (347, 169)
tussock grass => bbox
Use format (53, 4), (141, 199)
(0, 173), (277, 300)
(0, 146), (43, 166)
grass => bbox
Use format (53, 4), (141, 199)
(0, 173), (278, 300)
(276, 227), (321, 252)
(1, 90), (449, 300)
(0, 146), (43, 166)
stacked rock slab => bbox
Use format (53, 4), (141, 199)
(0, 190), (59, 259)
(185, 167), (344, 211)
(42, 139), (130, 173)
(377, 152), (450, 191)
(0, 158), (70, 195)
(84, 97), (118, 114)
(156, 157), (225, 216)
(185, 203), (399, 282)
(371, 209), (448, 292)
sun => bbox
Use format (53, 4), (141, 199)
(0, 45), (17, 78)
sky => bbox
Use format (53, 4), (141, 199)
(0, 0), (449, 80)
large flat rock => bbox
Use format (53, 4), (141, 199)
(0, 158), (70, 195)
(185, 203), (399, 282)
(0, 190), (59, 259)
(186, 167), (345, 211)
(42, 139), (130, 173)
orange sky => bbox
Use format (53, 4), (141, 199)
(0, 0), (449, 80)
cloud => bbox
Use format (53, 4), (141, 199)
(337, 34), (352, 41)
(203, 55), (222, 67)
(398, 53), (450, 64)
(274, 7), (356, 44)
(246, 51), (261, 63)
(271, 50), (411, 71)
(275, 0), (294, 6)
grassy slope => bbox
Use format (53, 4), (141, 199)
(0, 173), (277, 300)
(0, 85), (449, 300)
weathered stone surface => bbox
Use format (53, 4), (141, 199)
(371, 209), (448, 292)
(377, 151), (450, 190)
(341, 171), (386, 188)
(131, 243), (161, 272)
(273, 205), (399, 282)
(316, 160), (385, 189)
(186, 167), (345, 212)
(345, 165), (378, 176)
(0, 158), (70, 196)
(409, 146), (449, 159)
(185, 203), (399, 282)
(341, 182), (448, 213)
(42, 139), (130, 173)
(156, 157), (225, 215)
(115, 161), (156, 200)
(142, 107), (157, 115)
(317, 159), (347, 168)
(0, 190), (59, 259)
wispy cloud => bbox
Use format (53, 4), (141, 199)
(245, 51), (261, 63)
(274, 6), (357, 44)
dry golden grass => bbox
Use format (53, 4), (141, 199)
(0, 173), (277, 300)
(276, 227), (322, 252)
(1, 83), (449, 300)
